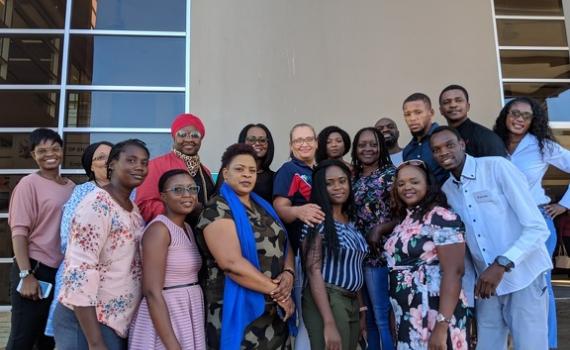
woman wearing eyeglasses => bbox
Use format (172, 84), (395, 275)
(386, 160), (469, 349)
(494, 97), (570, 349)
(129, 169), (205, 350)
(136, 113), (215, 227)
(237, 123), (276, 202)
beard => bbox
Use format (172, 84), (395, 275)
(384, 137), (397, 148)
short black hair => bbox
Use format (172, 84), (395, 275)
(158, 169), (192, 193)
(237, 123), (275, 171)
(106, 139), (150, 180)
(81, 141), (113, 181)
(316, 126), (351, 163)
(403, 92), (432, 109)
(429, 125), (463, 144)
(439, 84), (469, 104)
(214, 143), (258, 191)
(30, 128), (63, 150)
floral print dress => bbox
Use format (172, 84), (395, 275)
(384, 206), (470, 350)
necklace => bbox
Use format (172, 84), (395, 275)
(172, 149), (201, 177)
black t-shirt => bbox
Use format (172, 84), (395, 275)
(456, 119), (507, 158)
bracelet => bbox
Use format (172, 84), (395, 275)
(283, 268), (295, 279)
(359, 306), (368, 312)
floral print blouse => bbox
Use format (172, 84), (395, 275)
(59, 188), (145, 338)
(352, 165), (396, 267)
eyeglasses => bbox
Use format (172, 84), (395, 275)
(245, 136), (268, 145)
(33, 146), (62, 156)
(397, 159), (427, 170)
(163, 185), (201, 196)
(92, 154), (108, 162)
(508, 109), (533, 122)
(176, 130), (202, 140)
(291, 136), (316, 146)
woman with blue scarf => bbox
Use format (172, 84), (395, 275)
(196, 143), (296, 350)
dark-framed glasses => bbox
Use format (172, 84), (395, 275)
(163, 185), (201, 196)
(245, 136), (268, 144)
(508, 109), (533, 122)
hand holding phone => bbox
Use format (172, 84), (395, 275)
(17, 277), (52, 300)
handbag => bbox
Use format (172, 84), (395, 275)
(555, 242), (570, 269)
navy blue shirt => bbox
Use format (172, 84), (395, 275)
(403, 123), (449, 185)
(273, 158), (314, 252)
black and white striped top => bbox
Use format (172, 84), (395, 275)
(302, 221), (369, 292)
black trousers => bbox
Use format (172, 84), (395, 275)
(6, 259), (57, 350)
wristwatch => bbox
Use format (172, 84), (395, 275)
(19, 269), (32, 279)
(436, 313), (451, 324)
(494, 256), (514, 272)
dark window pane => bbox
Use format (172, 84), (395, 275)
(497, 20), (567, 46)
(63, 132), (172, 168)
(500, 50), (570, 79)
(0, 134), (37, 169)
(65, 174), (88, 185)
(0, 91), (59, 127)
(503, 82), (570, 121)
(72, 0), (185, 31)
(0, 219), (13, 257)
(0, 175), (25, 212)
(494, 0), (563, 16)
(0, 0), (66, 28)
(0, 263), (10, 304)
(68, 36), (185, 86)
(66, 91), (184, 128)
(0, 35), (63, 84)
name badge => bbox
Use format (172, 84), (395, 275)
(473, 190), (493, 203)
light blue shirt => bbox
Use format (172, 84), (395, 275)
(442, 155), (552, 296)
(510, 133), (570, 207)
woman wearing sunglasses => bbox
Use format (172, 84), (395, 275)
(385, 160), (469, 349)
(130, 169), (205, 350)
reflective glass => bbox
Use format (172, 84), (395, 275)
(494, 0), (563, 16)
(0, 175), (25, 212)
(0, 134), (39, 169)
(72, 0), (185, 31)
(68, 36), (185, 86)
(0, 35), (63, 84)
(500, 50), (570, 79)
(0, 0), (66, 28)
(0, 219), (13, 257)
(0, 91), (59, 127)
(63, 132), (172, 168)
(503, 82), (570, 121)
(497, 20), (567, 46)
(66, 91), (184, 128)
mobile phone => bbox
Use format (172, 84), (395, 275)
(16, 279), (53, 299)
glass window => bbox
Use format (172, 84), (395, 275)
(0, 0), (66, 28)
(0, 175), (25, 212)
(68, 35), (185, 86)
(72, 0), (185, 31)
(63, 132), (172, 168)
(0, 134), (38, 169)
(503, 82), (570, 121)
(0, 91), (59, 127)
(66, 91), (184, 128)
(0, 219), (13, 257)
(494, 0), (563, 16)
(0, 35), (63, 84)
(497, 20), (568, 46)
(500, 50), (570, 79)
(0, 264), (9, 304)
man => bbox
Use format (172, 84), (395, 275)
(402, 93), (448, 184)
(430, 126), (551, 350)
(375, 117), (403, 166)
(439, 84), (507, 157)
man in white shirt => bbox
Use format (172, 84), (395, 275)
(429, 126), (551, 350)
(374, 117), (403, 166)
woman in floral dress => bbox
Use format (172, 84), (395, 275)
(385, 160), (469, 350)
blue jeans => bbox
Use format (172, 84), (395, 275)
(541, 209), (557, 349)
(364, 266), (393, 350)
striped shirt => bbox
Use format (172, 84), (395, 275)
(302, 221), (369, 292)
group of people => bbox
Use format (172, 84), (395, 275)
(6, 83), (569, 350)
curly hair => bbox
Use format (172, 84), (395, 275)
(493, 97), (556, 157)
(214, 143), (257, 191)
(316, 126), (351, 163)
(351, 127), (393, 179)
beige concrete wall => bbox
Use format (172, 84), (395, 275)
(190, 0), (503, 169)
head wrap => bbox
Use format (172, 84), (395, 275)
(171, 113), (206, 139)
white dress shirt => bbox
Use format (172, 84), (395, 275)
(510, 133), (570, 207)
(442, 155), (552, 296)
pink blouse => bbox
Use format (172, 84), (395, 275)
(59, 188), (144, 337)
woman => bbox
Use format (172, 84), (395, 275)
(130, 169), (205, 350)
(196, 143), (296, 349)
(494, 97), (570, 349)
(351, 127), (395, 350)
(53, 139), (149, 350)
(385, 160), (469, 349)
(7, 128), (75, 350)
(316, 126), (351, 167)
(136, 113), (215, 227)
(238, 123), (276, 202)
(302, 160), (368, 350)
(45, 141), (113, 337)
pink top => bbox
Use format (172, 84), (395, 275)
(9, 173), (75, 268)
(59, 188), (145, 337)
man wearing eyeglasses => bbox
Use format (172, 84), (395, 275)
(430, 126), (551, 350)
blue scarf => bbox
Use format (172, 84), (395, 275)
(219, 183), (297, 350)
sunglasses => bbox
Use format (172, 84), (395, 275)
(163, 185), (201, 196)
(396, 159), (427, 171)
(176, 130), (202, 140)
